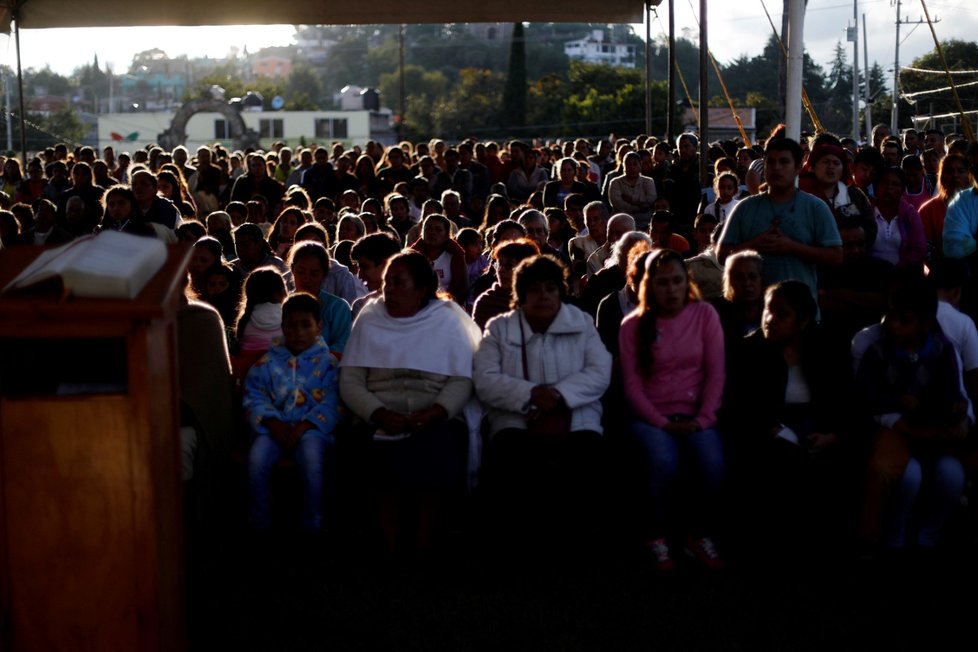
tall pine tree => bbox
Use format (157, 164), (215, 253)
(502, 22), (527, 133)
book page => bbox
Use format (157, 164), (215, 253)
(3, 236), (92, 291)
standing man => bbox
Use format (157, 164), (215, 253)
(717, 138), (842, 302)
(301, 147), (339, 203)
(231, 153), (285, 219)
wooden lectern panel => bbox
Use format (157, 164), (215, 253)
(1, 396), (143, 650)
(0, 244), (190, 651)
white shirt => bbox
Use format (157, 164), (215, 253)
(870, 210), (902, 266)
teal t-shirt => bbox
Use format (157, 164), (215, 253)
(719, 190), (841, 300)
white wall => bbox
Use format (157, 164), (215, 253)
(96, 110), (380, 152)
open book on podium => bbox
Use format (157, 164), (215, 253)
(3, 230), (168, 299)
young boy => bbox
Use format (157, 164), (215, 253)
(852, 280), (969, 551)
(244, 293), (341, 532)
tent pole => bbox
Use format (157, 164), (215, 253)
(13, 8), (27, 163)
(645, 1), (651, 136)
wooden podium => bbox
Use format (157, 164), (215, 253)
(0, 244), (191, 651)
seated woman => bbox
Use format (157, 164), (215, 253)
(618, 249), (725, 571)
(295, 222), (367, 306)
(542, 157), (589, 209)
(243, 293), (341, 533)
(188, 236), (226, 299)
(852, 280), (969, 554)
(711, 250), (764, 360)
(472, 238), (540, 331)
(231, 223), (293, 289)
(685, 215), (723, 300)
(409, 214), (468, 305)
(579, 232), (653, 318)
(919, 153), (970, 258)
(474, 255), (611, 540)
(287, 241), (353, 357)
(339, 251), (480, 555)
(723, 281), (853, 554)
(869, 167), (926, 272)
(97, 185), (159, 238)
(350, 232), (403, 319)
(268, 206), (307, 259)
(597, 247), (653, 437)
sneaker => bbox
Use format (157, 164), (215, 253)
(685, 536), (724, 570)
(645, 537), (675, 572)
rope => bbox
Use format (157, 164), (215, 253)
(902, 79), (978, 102)
(918, 0), (975, 141)
(684, 0), (752, 146)
(652, 10), (699, 127)
(902, 67), (978, 75)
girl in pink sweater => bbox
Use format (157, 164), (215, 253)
(619, 249), (726, 572)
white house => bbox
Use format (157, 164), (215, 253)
(564, 30), (637, 68)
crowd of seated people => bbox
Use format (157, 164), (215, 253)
(2, 127), (978, 571)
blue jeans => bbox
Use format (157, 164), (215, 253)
(628, 420), (725, 537)
(248, 430), (335, 532)
(885, 454), (965, 548)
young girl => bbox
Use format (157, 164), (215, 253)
(268, 207), (306, 258)
(287, 241), (353, 357)
(232, 267), (287, 382)
(244, 292), (341, 532)
(202, 264), (242, 339)
(619, 249), (726, 571)
(704, 171), (741, 222)
(456, 227), (489, 309)
(724, 281), (851, 554)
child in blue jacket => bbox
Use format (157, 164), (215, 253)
(244, 292), (341, 532)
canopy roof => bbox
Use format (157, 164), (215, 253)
(1, 1), (644, 31)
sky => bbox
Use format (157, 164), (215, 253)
(0, 1), (975, 80)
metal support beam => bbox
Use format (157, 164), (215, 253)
(785, 0), (805, 140)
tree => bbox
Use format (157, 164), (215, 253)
(819, 41), (856, 136)
(285, 64), (324, 109)
(378, 65), (449, 140)
(25, 66), (74, 97)
(526, 74), (570, 135)
(431, 68), (505, 139)
(501, 22), (527, 132)
(560, 61), (663, 136)
(901, 40), (978, 128)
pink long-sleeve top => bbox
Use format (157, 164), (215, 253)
(618, 301), (725, 429)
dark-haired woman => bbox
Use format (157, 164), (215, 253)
(409, 213), (468, 305)
(723, 280), (852, 557)
(474, 255), (611, 540)
(619, 249), (725, 571)
(920, 153), (971, 258)
(869, 167), (926, 271)
(340, 251), (480, 555)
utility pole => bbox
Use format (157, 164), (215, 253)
(863, 13), (872, 143)
(849, 1), (860, 141)
(891, 0), (934, 133)
(667, 0), (676, 143)
(891, 0), (901, 133)
(698, 0), (708, 186)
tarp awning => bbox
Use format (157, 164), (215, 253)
(1, 0), (645, 31)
